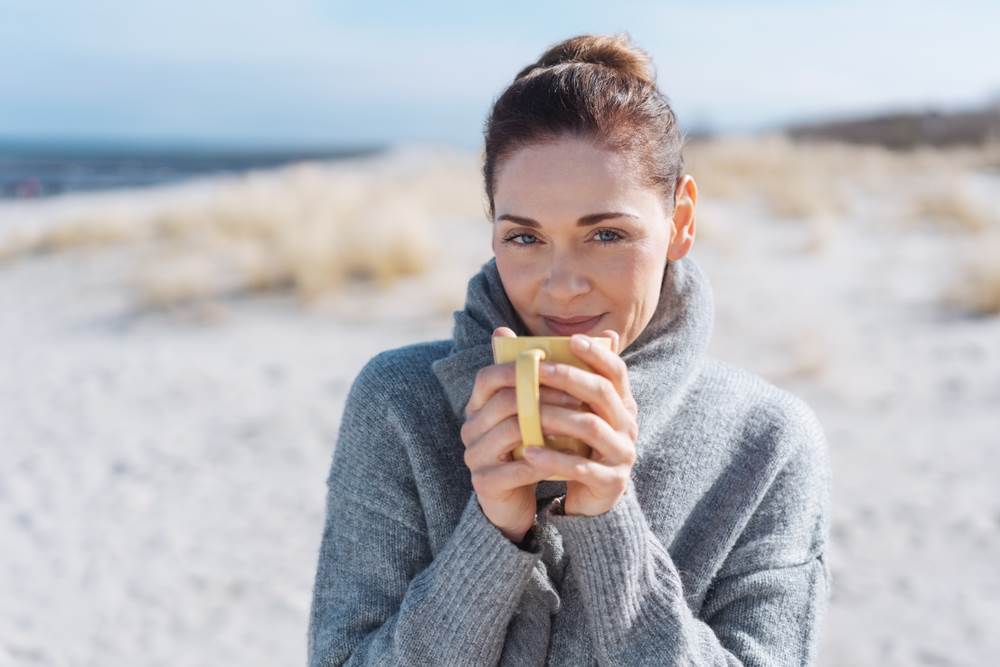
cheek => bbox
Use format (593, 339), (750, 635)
(606, 253), (660, 314)
(605, 250), (653, 286)
(495, 256), (535, 307)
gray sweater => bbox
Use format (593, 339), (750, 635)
(307, 254), (833, 666)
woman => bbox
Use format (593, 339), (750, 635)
(308, 32), (832, 666)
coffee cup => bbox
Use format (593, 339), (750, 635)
(491, 335), (613, 481)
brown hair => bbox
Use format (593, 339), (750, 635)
(482, 32), (687, 220)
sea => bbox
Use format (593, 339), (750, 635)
(0, 140), (386, 200)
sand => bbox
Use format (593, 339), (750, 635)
(1, 142), (998, 666)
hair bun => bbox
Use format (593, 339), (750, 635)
(516, 32), (656, 85)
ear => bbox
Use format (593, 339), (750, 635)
(668, 174), (697, 261)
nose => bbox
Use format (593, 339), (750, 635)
(543, 257), (592, 301)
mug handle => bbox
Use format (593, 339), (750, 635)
(515, 348), (546, 448)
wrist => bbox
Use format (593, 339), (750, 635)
(508, 517), (540, 551)
(502, 527), (528, 543)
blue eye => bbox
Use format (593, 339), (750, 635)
(501, 229), (625, 247)
(594, 229), (624, 244)
(503, 232), (538, 246)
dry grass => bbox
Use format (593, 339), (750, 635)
(907, 177), (998, 233)
(0, 145), (486, 309)
(4, 137), (1000, 313)
(0, 206), (149, 258)
(686, 134), (866, 219)
(686, 134), (1000, 235)
(135, 148), (484, 307)
(942, 236), (1000, 316)
(0, 230), (39, 262)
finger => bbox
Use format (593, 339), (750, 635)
(462, 383), (583, 448)
(476, 458), (550, 493)
(464, 414), (524, 470)
(540, 386), (585, 408)
(539, 404), (634, 465)
(600, 328), (621, 354)
(570, 332), (632, 405)
(463, 327), (523, 418)
(538, 358), (633, 434)
(522, 446), (621, 489)
(465, 362), (515, 419)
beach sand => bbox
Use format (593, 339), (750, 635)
(2, 139), (998, 666)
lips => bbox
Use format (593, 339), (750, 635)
(542, 313), (604, 335)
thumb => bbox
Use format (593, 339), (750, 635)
(493, 326), (517, 338)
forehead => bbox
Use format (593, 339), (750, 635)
(494, 137), (647, 212)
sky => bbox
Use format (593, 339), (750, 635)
(1, 0), (998, 151)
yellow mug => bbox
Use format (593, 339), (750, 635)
(491, 335), (613, 481)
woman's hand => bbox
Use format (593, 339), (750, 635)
(460, 326), (586, 543)
(522, 330), (640, 517)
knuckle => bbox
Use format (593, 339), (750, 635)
(628, 420), (639, 441)
(507, 413), (522, 431)
(583, 413), (604, 438)
(619, 440), (637, 464)
(500, 417), (521, 445)
(614, 475), (629, 494)
(500, 414), (517, 436)
(599, 378), (616, 402)
(515, 462), (535, 483)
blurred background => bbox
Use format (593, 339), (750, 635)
(2, 1), (999, 665)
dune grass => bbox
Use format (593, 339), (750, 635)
(0, 146), (485, 309)
(943, 236), (1000, 317)
(3, 137), (999, 316)
(908, 177), (998, 233)
(687, 133), (999, 225)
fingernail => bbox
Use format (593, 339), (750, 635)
(571, 334), (591, 350)
(540, 362), (554, 375)
(524, 447), (540, 457)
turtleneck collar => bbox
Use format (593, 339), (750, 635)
(431, 254), (715, 466)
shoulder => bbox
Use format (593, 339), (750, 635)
(695, 356), (828, 465)
(332, 339), (453, 473)
(696, 358), (832, 558)
(347, 339), (454, 415)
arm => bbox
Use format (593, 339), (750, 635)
(544, 404), (833, 666)
(307, 356), (545, 667)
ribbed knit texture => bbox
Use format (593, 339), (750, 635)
(307, 254), (833, 666)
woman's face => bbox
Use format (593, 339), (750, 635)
(492, 134), (696, 352)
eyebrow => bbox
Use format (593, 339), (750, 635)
(495, 212), (639, 228)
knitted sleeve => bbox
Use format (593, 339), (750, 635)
(544, 401), (833, 666)
(307, 356), (544, 667)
